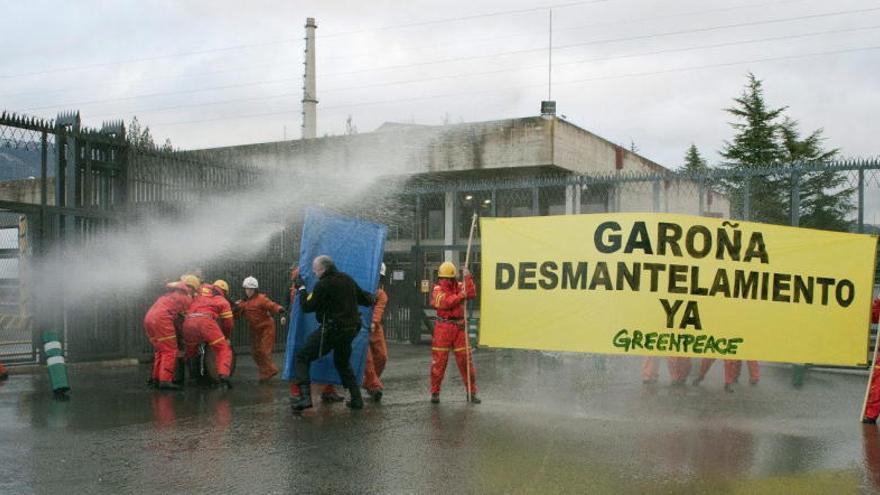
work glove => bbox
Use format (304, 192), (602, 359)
(294, 274), (306, 290)
(281, 316), (288, 327)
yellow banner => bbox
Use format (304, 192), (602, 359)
(479, 213), (877, 365)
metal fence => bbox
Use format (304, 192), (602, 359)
(2, 109), (879, 363)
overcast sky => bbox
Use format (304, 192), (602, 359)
(2, 0), (878, 167)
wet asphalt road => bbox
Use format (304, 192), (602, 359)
(2, 344), (880, 494)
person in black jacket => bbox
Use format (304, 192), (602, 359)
(291, 255), (375, 411)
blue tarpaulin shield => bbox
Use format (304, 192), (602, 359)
(282, 209), (387, 385)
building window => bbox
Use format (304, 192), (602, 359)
(420, 193), (445, 240)
(457, 191), (492, 240)
(539, 186), (566, 216)
(387, 194), (415, 240)
(496, 188), (533, 217)
(581, 184), (611, 213)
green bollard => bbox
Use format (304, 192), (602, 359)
(42, 331), (70, 396)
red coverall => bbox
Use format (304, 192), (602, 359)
(696, 358), (760, 385)
(430, 274), (477, 395)
(182, 286), (234, 377)
(363, 287), (388, 392)
(863, 298), (880, 420)
(641, 357), (692, 383)
(0, 362), (7, 380)
(285, 280), (340, 398)
(235, 292), (282, 380)
(144, 284), (191, 383)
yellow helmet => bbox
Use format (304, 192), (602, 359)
(438, 261), (457, 279)
(180, 275), (201, 292)
(213, 279), (229, 294)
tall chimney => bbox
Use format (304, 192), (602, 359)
(302, 17), (318, 139)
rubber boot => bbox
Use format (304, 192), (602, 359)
(346, 387), (364, 409)
(321, 390), (345, 403)
(368, 389), (383, 402)
(173, 358), (186, 387)
(431, 393), (440, 404)
(468, 394), (481, 404)
(291, 383), (313, 411)
(158, 381), (181, 391)
(218, 375), (233, 390)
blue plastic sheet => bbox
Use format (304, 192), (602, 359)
(282, 208), (387, 385)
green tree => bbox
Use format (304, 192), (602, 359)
(720, 73), (789, 224)
(683, 144), (708, 172)
(127, 116), (162, 150)
(779, 117), (852, 231)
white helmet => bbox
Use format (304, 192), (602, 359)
(380, 263), (387, 276)
(242, 276), (259, 289)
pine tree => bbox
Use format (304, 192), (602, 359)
(779, 117), (852, 231)
(720, 73), (788, 224)
(683, 144), (708, 172)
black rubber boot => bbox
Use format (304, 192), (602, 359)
(863, 417), (877, 425)
(468, 394), (481, 404)
(368, 389), (383, 402)
(292, 384), (313, 411)
(158, 381), (181, 391)
(346, 387), (364, 409)
(218, 375), (233, 390)
(321, 390), (345, 403)
(431, 393), (440, 404)
(146, 378), (157, 388)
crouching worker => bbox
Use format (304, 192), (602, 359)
(430, 261), (479, 404)
(183, 280), (234, 389)
(291, 255), (375, 412)
(144, 277), (196, 390)
(235, 276), (285, 383)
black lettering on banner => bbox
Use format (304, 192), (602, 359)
(496, 263), (515, 290)
(518, 262), (538, 290)
(716, 227), (741, 261)
(617, 262), (641, 291)
(595, 221), (621, 253)
(772, 273), (791, 303)
(817, 277), (835, 305)
(626, 222), (654, 254)
(836, 279), (855, 307)
(743, 232), (770, 263)
(562, 262), (588, 289)
(643, 263), (666, 292)
(734, 270), (759, 299)
(685, 225), (712, 258)
(539, 261), (559, 290)
(660, 299), (683, 328)
(793, 275), (814, 304)
(690, 266), (708, 296)
(657, 222), (683, 256)
(710, 269), (731, 297)
(668, 264), (688, 294)
(680, 301), (702, 330)
(760, 272), (769, 300)
(589, 262), (613, 290)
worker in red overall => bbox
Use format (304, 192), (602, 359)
(862, 297), (880, 424)
(144, 278), (196, 390)
(0, 362), (8, 381)
(234, 276), (286, 383)
(430, 261), (479, 404)
(286, 266), (345, 403)
(183, 280), (234, 388)
(692, 358), (760, 391)
(363, 263), (389, 401)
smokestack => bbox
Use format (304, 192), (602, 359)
(302, 17), (318, 139)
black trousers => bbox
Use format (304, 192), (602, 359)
(295, 324), (358, 391)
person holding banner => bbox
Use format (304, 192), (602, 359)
(642, 357), (692, 386)
(692, 358), (760, 391)
(291, 255), (376, 411)
(430, 261), (480, 404)
(285, 265), (345, 404)
(862, 297), (880, 424)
